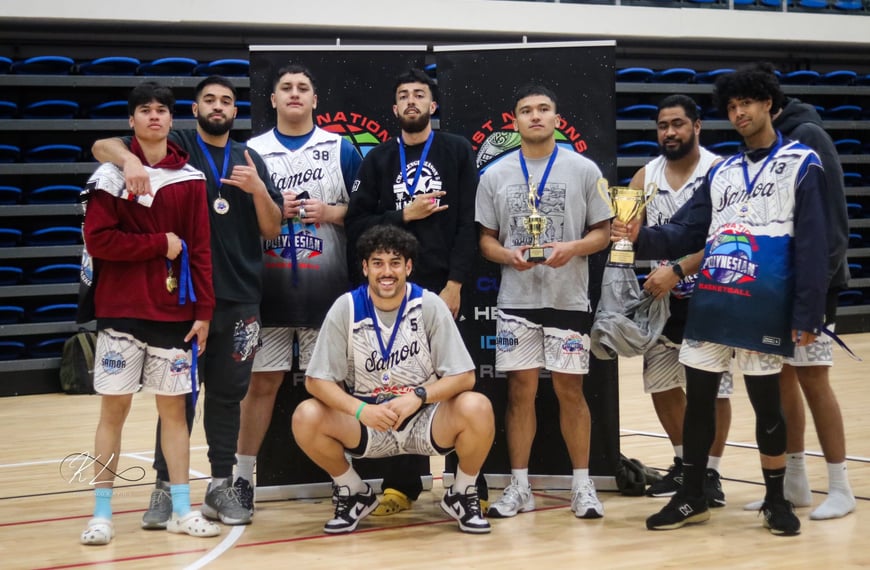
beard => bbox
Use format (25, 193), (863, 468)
(660, 131), (695, 161)
(398, 109), (431, 133)
(197, 112), (234, 136)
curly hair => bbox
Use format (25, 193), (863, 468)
(356, 224), (418, 263)
(713, 66), (784, 117)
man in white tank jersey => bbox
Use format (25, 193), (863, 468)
(629, 95), (730, 508)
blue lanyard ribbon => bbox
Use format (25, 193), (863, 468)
(519, 146), (559, 209)
(166, 239), (201, 405)
(190, 338), (199, 408)
(365, 286), (409, 373)
(196, 134), (231, 187)
(741, 132), (782, 199)
(398, 131), (435, 195)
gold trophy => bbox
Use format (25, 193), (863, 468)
(523, 181), (548, 263)
(597, 179), (658, 268)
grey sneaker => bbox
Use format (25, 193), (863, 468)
(202, 479), (252, 525)
(233, 477), (254, 516)
(571, 479), (604, 519)
(487, 477), (535, 518)
(141, 480), (172, 530)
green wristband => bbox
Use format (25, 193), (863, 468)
(355, 402), (367, 420)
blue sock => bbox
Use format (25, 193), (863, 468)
(170, 484), (191, 517)
(93, 487), (113, 520)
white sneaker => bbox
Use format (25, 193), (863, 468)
(571, 479), (603, 519)
(487, 477), (535, 518)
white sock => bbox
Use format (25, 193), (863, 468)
(333, 466), (366, 495)
(454, 467), (478, 494)
(674, 445), (683, 459)
(784, 452), (812, 507)
(208, 477), (228, 491)
(511, 468), (530, 488)
(707, 456), (722, 473)
(811, 465), (856, 521)
(235, 454), (256, 483)
(571, 468), (590, 490)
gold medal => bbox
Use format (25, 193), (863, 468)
(166, 268), (178, 293)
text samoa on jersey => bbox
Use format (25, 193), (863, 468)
(270, 168), (325, 192)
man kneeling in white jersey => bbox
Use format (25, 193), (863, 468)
(292, 224), (495, 534)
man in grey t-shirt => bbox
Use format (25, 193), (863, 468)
(475, 84), (611, 520)
(292, 225), (495, 535)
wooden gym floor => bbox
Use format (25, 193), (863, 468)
(1, 334), (868, 569)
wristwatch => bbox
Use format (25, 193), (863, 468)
(671, 262), (685, 279)
(413, 386), (428, 404)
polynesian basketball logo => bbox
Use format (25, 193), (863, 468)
(702, 227), (759, 285)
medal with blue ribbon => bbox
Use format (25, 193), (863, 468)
(167, 239), (201, 405)
(196, 134), (231, 215)
(365, 286), (409, 386)
(398, 131), (435, 197)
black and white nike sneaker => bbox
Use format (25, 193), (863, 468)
(440, 485), (491, 534)
(324, 484), (379, 534)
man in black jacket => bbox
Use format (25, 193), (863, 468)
(344, 68), (482, 515)
(741, 63), (855, 520)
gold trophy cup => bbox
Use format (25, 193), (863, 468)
(523, 182), (548, 263)
(597, 179), (658, 268)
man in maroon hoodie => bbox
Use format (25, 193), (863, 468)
(80, 82), (219, 545)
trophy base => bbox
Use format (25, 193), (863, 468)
(606, 248), (636, 268)
(525, 247), (547, 263)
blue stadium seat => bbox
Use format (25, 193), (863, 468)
(28, 337), (68, 357)
(25, 226), (82, 246)
(651, 68), (696, 83)
(617, 140), (659, 156)
(837, 290), (864, 306)
(708, 140), (742, 156)
(10, 56), (74, 75)
(194, 58), (249, 77)
(29, 263), (80, 284)
(616, 104), (658, 120)
(0, 341), (25, 360)
(0, 56), (11, 74)
(759, 0), (793, 7)
(797, 0), (828, 6)
(27, 185), (81, 204)
(843, 172), (864, 186)
(88, 100), (129, 118)
(0, 305), (25, 324)
(23, 144), (82, 163)
(823, 105), (862, 120)
(0, 144), (21, 163)
(30, 304), (78, 323)
(137, 57), (198, 76)
(694, 68), (734, 83)
(702, 106), (723, 119)
(0, 186), (22, 205)
(781, 70), (820, 84)
(235, 100), (251, 118)
(0, 266), (23, 285)
(820, 70), (858, 85)
(834, 138), (863, 154)
(855, 74), (870, 86)
(0, 100), (16, 118)
(833, 0), (863, 9)
(848, 262), (863, 277)
(173, 99), (195, 118)
(0, 228), (22, 247)
(732, 0), (757, 6)
(22, 99), (79, 119)
(616, 67), (654, 83)
(847, 203), (864, 218)
(813, 105), (826, 116)
(78, 56), (140, 76)
(848, 233), (864, 247)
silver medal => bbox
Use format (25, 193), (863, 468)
(213, 197), (230, 215)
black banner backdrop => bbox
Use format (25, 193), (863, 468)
(249, 46), (428, 499)
(434, 41), (619, 490)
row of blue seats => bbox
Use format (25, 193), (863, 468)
(0, 99), (252, 120)
(617, 139), (870, 157)
(0, 337), (74, 360)
(617, 67), (870, 85)
(0, 144), (86, 163)
(618, 103), (870, 121)
(0, 264), (79, 286)
(0, 303), (78, 325)
(0, 185), (81, 205)
(678, 0), (865, 9)
(0, 56), (249, 77)
(0, 227), (82, 247)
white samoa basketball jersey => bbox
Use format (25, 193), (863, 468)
(686, 138), (820, 354)
(643, 147), (719, 298)
(347, 283), (436, 403)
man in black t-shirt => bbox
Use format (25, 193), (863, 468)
(345, 68), (483, 515)
(92, 75), (283, 528)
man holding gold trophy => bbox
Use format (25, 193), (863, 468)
(621, 95), (733, 508)
(475, 84), (612, 519)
